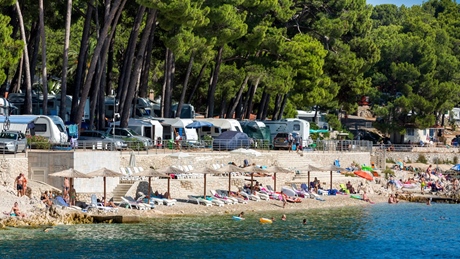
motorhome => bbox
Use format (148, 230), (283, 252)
(153, 103), (196, 118)
(296, 110), (329, 129)
(8, 93), (90, 122)
(154, 118), (198, 142)
(113, 118), (163, 146)
(0, 115), (68, 144)
(262, 118), (311, 147)
(197, 118), (243, 139)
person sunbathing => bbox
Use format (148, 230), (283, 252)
(9, 202), (25, 217)
(362, 191), (373, 203)
(102, 197), (118, 207)
(41, 191), (53, 207)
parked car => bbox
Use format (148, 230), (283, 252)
(105, 127), (153, 148)
(0, 131), (27, 153)
(77, 130), (128, 150)
(273, 132), (298, 150)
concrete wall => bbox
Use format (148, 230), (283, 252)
(28, 151), (74, 189)
(73, 151), (120, 193)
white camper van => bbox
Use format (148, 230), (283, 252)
(155, 118), (198, 142)
(197, 118), (243, 138)
(114, 118), (163, 146)
(0, 115), (68, 144)
(263, 118), (311, 148)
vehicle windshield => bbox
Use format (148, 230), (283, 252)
(125, 128), (138, 136)
(0, 133), (17, 139)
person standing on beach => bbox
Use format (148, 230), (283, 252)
(426, 165), (432, 180)
(63, 177), (70, 198)
(69, 185), (77, 206)
(282, 192), (287, 208)
(14, 173), (25, 197)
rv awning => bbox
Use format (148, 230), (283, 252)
(0, 115), (38, 124)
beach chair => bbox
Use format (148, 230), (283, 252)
(291, 183), (310, 198)
(90, 194), (118, 213)
(216, 190), (239, 204)
(254, 191), (270, 201)
(188, 195), (212, 206)
(339, 183), (350, 194)
(120, 197), (149, 210)
(210, 190), (235, 205)
(238, 189), (260, 202)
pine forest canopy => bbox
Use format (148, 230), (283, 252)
(0, 0), (459, 138)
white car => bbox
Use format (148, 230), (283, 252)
(0, 131), (27, 153)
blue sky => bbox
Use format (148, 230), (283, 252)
(367, 0), (425, 6)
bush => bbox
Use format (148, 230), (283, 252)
(382, 168), (395, 179)
(26, 135), (51, 150)
(125, 138), (145, 151)
(416, 154), (427, 164)
(454, 156), (459, 165)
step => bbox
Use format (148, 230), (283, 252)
(112, 183), (133, 203)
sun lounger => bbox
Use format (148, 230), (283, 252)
(216, 190), (239, 204)
(239, 190), (260, 202)
(90, 194), (118, 213)
(254, 191), (270, 201)
(188, 195), (212, 206)
(210, 190), (235, 205)
(120, 197), (149, 210)
(209, 197), (225, 207)
(291, 183), (310, 198)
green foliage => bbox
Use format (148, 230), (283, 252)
(382, 168), (395, 179)
(0, 14), (23, 85)
(386, 157), (395, 163)
(416, 154), (428, 164)
(325, 114), (341, 131)
(26, 135), (51, 150)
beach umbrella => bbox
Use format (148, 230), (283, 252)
(49, 168), (93, 195)
(189, 167), (221, 199)
(316, 165), (347, 191)
(230, 148), (262, 157)
(86, 167), (125, 206)
(132, 168), (170, 200)
(262, 166), (294, 191)
(129, 151), (136, 167)
(186, 121), (213, 129)
(154, 166), (188, 196)
(354, 170), (373, 181)
(451, 164), (460, 171)
(168, 152), (190, 159)
(217, 165), (247, 194)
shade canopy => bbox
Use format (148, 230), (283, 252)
(262, 166), (294, 173)
(216, 164), (247, 173)
(230, 148), (262, 157)
(132, 168), (170, 178)
(49, 168), (93, 178)
(354, 170), (373, 181)
(168, 152), (190, 159)
(189, 167), (220, 175)
(186, 121), (213, 129)
(317, 165), (347, 172)
(86, 167), (124, 206)
(86, 167), (125, 178)
(154, 166), (188, 175)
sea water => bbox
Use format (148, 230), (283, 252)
(0, 202), (458, 259)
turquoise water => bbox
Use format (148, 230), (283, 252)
(0, 203), (458, 258)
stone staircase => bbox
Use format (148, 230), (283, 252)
(112, 183), (133, 203)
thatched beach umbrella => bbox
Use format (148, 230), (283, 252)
(132, 168), (170, 200)
(189, 167), (221, 198)
(49, 168), (93, 195)
(216, 165), (247, 194)
(262, 166), (294, 191)
(317, 165), (347, 190)
(154, 166), (188, 197)
(86, 167), (124, 206)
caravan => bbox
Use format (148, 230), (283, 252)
(154, 118), (198, 142)
(262, 118), (311, 148)
(296, 110), (329, 129)
(197, 118), (243, 139)
(114, 118), (163, 146)
(0, 115), (68, 144)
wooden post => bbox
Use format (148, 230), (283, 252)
(167, 177), (171, 198)
(228, 173), (231, 194)
(203, 173), (207, 198)
(308, 171), (310, 190)
(273, 173), (277, 191)
(330, 171), (333, 191)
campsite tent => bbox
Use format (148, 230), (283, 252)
(213, 131), (251, 151)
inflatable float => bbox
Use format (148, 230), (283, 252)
(259, 218), (273, 224)
(232, 216), (244, 221)
(350, 194), (362, 200)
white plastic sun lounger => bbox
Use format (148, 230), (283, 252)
(188, 195), (212, 207)
(210, 190), (235, 205)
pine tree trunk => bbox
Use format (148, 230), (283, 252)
(120, 9), (156, 127)
(15, 1), (32, 114)
(71, 0), (93, 123)
(227, 75), (249, 118)
(75, 0), (126, 125)
(278, 93), (288, 120)
(245, 75), (261, 120)
(60, 0), (72, 120)
(138, 21), (157, 98)
(206, 46), (223, 118)
(39, 0), (48, 116)
(176, 51), (195, 117)
(118, 5), (146, 114)
(187, 63), (206, 103)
